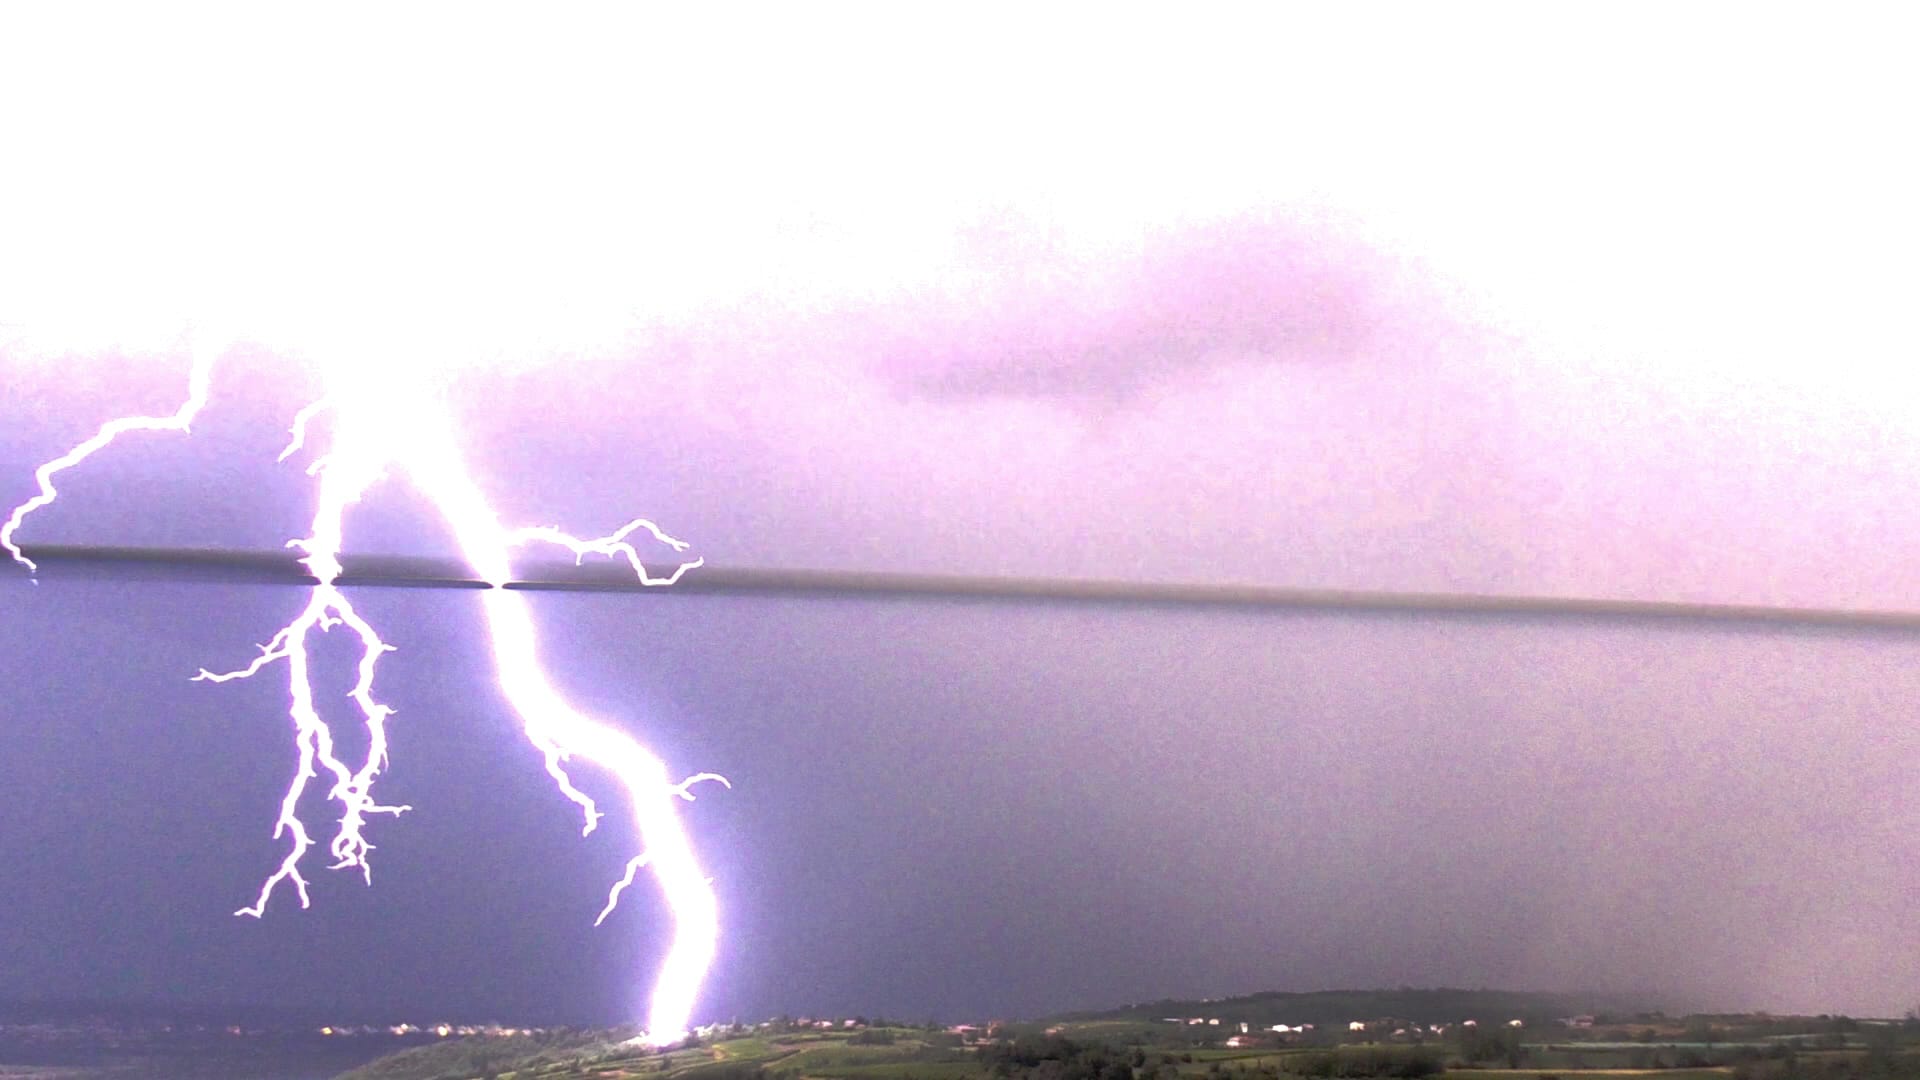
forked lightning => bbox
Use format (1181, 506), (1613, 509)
(2, 341), (725, 1046)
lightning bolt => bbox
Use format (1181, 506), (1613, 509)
(3, 341), (724, 1046)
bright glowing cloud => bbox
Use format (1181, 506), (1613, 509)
(5, 1), (1918, 1037)
(5, 7), (1912, 408)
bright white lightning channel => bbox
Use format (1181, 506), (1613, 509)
(1, 343), (724, 1046)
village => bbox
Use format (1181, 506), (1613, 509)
(1163, 1015), (1540, 1050)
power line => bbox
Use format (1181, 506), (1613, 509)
(13, 542), (1920, 634)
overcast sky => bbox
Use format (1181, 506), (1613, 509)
(2, 7), (1917, 1026)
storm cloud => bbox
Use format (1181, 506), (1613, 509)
(3, 3), (1919, 1038)
(875, 213), (1407, 407)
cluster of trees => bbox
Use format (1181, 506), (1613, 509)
(1286, 1048), (1446, 1079)
(850, 1027), (899, 1045)
(1173, 1050), (1443, 1080)
(979, 1035), (1142, 1080)
(976, 1038), (1448, 1080)
(1453, 1024), (1525, 1067)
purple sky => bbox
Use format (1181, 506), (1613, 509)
(2, 8), (1917, 1025)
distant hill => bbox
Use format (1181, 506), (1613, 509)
(1052, 988), (1663, 1027)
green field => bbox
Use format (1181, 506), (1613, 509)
(334, 991), (1920, 1080)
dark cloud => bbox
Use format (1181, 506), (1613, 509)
(877, 212), (1407, 406)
